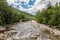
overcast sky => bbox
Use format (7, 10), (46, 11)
(6, 0), (60, 15)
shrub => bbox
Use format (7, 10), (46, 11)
(0, 0), (25, 25)
(35, 2), (60, 29)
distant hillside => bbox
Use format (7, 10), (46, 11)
(2, 0), (34, 19)
(11, 9), (35, 19)
(0, 0), (34, 25)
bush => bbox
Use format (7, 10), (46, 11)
(0, 0), (25, 25)
(35, 2), (60, 29)
(0, 9), (24, 25)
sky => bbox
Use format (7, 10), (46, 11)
(6, 0), (60, 15)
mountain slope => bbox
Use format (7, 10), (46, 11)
(2, 0), (34, 19)
(0, 0), (34, 25)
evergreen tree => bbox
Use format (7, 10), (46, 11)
(36, 2), (60, 29)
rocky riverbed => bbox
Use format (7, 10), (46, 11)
(0, 20), (60, 40)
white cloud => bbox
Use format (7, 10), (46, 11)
(6, 0), (15, 5)
(6, 0), (60, 15)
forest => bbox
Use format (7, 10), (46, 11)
(36, 2), (60, 29)
(0, 0), (34, 25)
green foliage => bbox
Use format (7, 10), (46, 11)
(36, 2), (60, 29)
(0, 0), (25, 25)
(0, 0), (34, 25)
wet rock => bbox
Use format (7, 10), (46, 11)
(0, 20), (60, 40)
